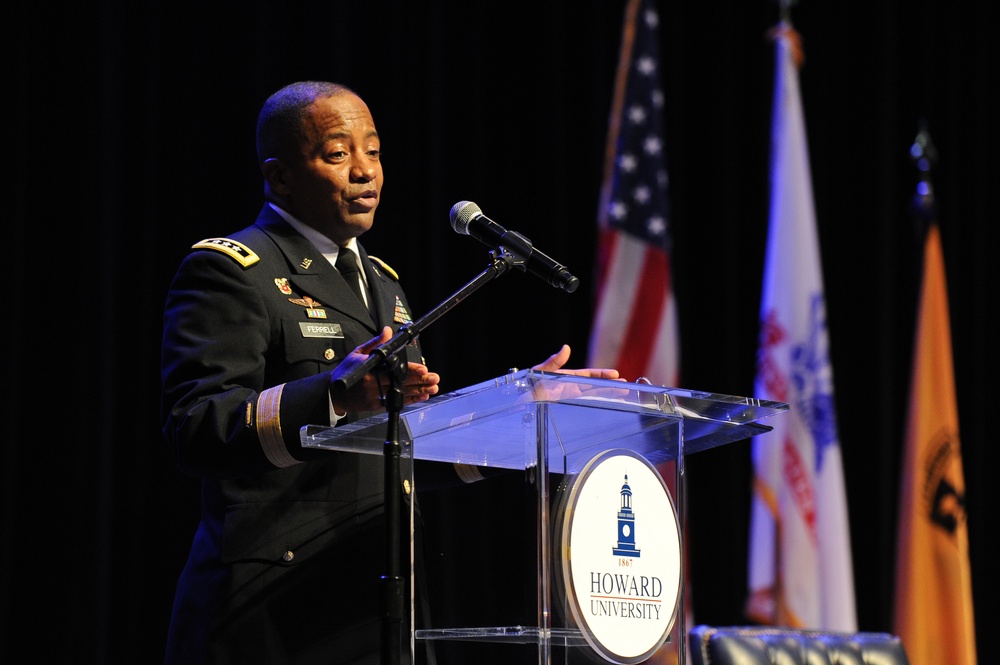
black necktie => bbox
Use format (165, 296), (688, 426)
(335, 248), (371, 313)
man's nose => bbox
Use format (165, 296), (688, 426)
(350, 158), (376, 181)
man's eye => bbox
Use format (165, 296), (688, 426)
(367, 149), (381, 159)
(328, 151), (347, 161)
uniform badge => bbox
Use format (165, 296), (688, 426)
(289, 296), (327, 319)
(393, 296), (413, 324)
(300, 258), (313, 270)
(299, 322), (344, 339)
(274, 278), (292, 295)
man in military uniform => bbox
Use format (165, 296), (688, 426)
(160, 81), (618, 664)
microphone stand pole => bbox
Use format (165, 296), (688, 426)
(330, 251), (520, 665)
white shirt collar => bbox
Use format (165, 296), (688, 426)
(268, 202), (361, 271)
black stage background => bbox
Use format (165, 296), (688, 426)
(5, 1), (998, 661)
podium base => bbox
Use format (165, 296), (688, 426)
(416, 626), (589, 646)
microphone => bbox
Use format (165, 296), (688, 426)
(449, 201), (580, 293)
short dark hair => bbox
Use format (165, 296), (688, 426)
(255, 81), (357, 165)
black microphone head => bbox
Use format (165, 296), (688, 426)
(449, 200), (482, 235)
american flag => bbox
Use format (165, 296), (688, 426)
(588, 4), (685, 663)
(587, 0), (678, 387)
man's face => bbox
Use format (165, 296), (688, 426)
(268, 92), (384, 245)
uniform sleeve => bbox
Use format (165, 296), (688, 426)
(160, 249), (331, 479)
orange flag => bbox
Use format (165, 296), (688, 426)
(893, 220), (977, 665)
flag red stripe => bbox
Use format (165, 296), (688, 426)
(616, 246), (668, 380)
(593, 226), (619, 309)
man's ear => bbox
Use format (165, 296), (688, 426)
(261, 158), (291, 197)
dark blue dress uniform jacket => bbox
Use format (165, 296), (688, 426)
(161, 204), (423, 665)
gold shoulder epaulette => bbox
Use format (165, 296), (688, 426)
(192, 238), (260, 268)
(369, 256), (399, 281)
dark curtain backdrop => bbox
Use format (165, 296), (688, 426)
(6, 0), (997, 661)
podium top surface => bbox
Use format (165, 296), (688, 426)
(302, 370), (788, 472)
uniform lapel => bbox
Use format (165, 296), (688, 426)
(357, 244), (392, 328)
(255, 207), (376, 331)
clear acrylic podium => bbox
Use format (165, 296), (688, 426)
(302, 369), (788, 665)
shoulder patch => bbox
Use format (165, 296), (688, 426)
(192, 238), (260, 268)
(369, 256), (399, 281)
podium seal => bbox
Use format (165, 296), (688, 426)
(559, 449), (682, 664)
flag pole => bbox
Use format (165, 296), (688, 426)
(777, 0), (796, 24)
(910, 121), (938, 222)
(597, 0), (640, 232)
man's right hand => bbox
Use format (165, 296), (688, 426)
(329, 326), (440, 416)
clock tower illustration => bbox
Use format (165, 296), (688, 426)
(613, 474), (641, 557)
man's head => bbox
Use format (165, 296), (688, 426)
(257, 81), (383, 245)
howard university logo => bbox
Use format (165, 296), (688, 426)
(561, 450), (682, 662)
